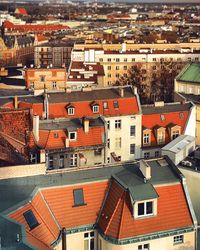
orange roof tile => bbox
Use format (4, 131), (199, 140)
(142, 110), (189, 147)
(41, 181), (109, 229)
(9, 191), (60, 248)
(99, 180), (193, 239)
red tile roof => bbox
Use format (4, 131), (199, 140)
(98, 180), (193, 239)
(142, 110), (189, 147)
(3, 21), (69, 33)
(9, 191), (60, 248)
(36, 126), (104, 150)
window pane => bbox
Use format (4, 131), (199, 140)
(138, 203), (144, 216)
(90, 238), (94, 250)
(146, 202), (153, 214)
(23, 210), (39, 230)
(73, 189), (84, 206)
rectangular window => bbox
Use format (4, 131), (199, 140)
(115, 137), (121, 149)
(138, 201), (153, 217)
(73, 188), (85, 206)
(30, 153), (37, 164)
(107, 157), (110, 164)
(107, 73), (111, 78)
(124, 65), (127, 70)
(130, 125), (136, 136)
(92, 105), (99, 113)
(116, 73), (120, 78)
(107, 138), (110, 148)
(115, 120), (121, 129)
(70, 154), (77, 166)
(103, 102), (108, 110)
(155, 151), (159, 157)
(138, 243), (150, 250)
(23, 210), (39, 230)
(157, 131), (165, 144)
(113, 100), (119, 109)
(107, 121), (110, 130)
(107, 66), (111, 70)
(116, 58), (120, 62)
(124, 58), (127, 62)
(174, 235), (184, 245)
(172, 130), (180, 140)
(107, 58), (111, 62)
(144, 152), (150, 159)
(59, 155), (64, 168)
(48, 156), (53, 169)
(116, 66), (120, 70)
(143, 133), (150, 144)
(130, 144), (135, 154)
(68, 107), (75, 115)
(69, 132), (77, 141)
(84, 231), (95, 250)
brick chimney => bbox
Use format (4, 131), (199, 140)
(139, 160), (151, 181)
(33, 115), (39, 142)
(83, 117), (89, 133)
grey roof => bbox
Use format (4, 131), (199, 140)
(179, 93), (200, 105)
(142, 102), (192, 115)
(162, 135), (195, 153)
(0, 86), (135, 107)
(113, 157), (180, 201)
(0, 156), (182, 249)
(39, 117), (104, 130)
(0, 215), (35, 250)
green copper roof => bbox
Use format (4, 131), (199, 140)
(177, 63), (200, 83)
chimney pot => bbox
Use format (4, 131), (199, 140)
(14, 96), (18, 109)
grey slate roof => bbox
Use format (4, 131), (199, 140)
(142, 102), (192, 115)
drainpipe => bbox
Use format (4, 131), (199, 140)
(62, 228), (66, 250)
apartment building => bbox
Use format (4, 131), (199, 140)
(71, 45), (200, 88)
(34, 40), (74, 69)
(174, 62), (200, 145)
(2, 157), (196, 250)
(24, 66), (67, 91)
(0, 86), (142, 168)
(141, 101), (196, 159)
(67, 61), (105, 89)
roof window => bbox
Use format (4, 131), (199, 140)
(23, 210), (39, 230)
(73, 188), (85, 207)
(113, 100), (119, 109)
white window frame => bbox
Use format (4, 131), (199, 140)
(70, 154), (78, 166)
(135, 200), (157, 219)
(115, 120), (121, 129)
(157, 131), (165, 144)
(69, 132), (77, 141)
(173, 235), (184, 245)
(84, 231), (95, 250)
(138, 243), (150, 250)
(143, 133), (150, 144)
(92, 105), (99, 113)
(172, 130), (180, 140)
(130, 125), (136, 137)
(144, 152), (150, 159)
(68, 107), (74, 115)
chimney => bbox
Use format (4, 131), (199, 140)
(40, 149), (46, 163)
(83, 117), (89, 133)
(119, 87), (124, 97)
(139, 160), (151, 180)
(14, 96), (18, 109)
(65, 138), (69, 147)
(33, 115), (39, 142)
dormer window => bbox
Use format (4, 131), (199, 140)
(143, 129), (151, 145)
(91, 102), (99, 113)
(113, 100), (119, 109)
(93, 105), (99, 113)
(69, 132), (77, 141)
(160, 114), (165, 121)
(138, 201), (153, 217)
(68, 107), (75, 115)
(172, 130), (180, 140)
(134, 199), (157, 219)
(156, 127), (166, 145)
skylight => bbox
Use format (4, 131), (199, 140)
(23, 210), (39, 230)
(73, 188), (85, 206)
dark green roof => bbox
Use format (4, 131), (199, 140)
(177, 63), (200, 84)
